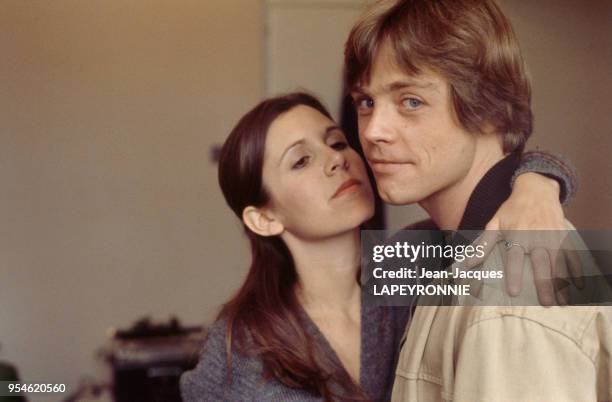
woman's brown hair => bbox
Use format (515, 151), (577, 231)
(217, 92), (366, 400)
(345, 0), (533, 153)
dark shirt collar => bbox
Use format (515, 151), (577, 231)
(458, 153), (521, 230)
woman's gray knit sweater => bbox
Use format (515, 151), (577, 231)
(180, 303), (410, 402)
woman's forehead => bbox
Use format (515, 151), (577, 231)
(266, 105), (335, 150)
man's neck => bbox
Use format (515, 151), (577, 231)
(420, 135), (505, 230)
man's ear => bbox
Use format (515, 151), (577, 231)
(242, 206), (284, 237)
(481, 121), (497, 136)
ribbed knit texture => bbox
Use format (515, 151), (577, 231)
(180, 304), (410, 401)
(511, 150), (577, 205)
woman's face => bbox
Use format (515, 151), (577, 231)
(260, 105), (374, 240)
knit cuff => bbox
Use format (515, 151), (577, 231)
(512, 151), (577, 205)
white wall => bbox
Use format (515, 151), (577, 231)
(499, 0), (612, 229)
(0, 0), (263, 398)
(265, 0), (368, 119)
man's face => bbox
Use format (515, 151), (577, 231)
(351, 43), (479, 206)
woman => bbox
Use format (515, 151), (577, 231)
(180, 93), (575, 401)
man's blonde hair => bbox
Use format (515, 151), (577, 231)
(345, 0), (533, 153)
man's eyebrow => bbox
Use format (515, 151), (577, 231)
(279, 125), (341, 164)
(387, 80), (436, 92)
(351, 80), (438, 95)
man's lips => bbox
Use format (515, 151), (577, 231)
(332, 178), (362, 199)
(367, 159), (412, 174)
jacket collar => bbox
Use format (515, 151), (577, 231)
(458, 153), (521, 230)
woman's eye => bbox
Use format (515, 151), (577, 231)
(292, 156), (309, 169)
(331, 141), (348, 150)
(402, 97), (423, 109)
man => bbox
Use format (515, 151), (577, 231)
(344, 0), (612, 400)
(340, 1), (582, 307)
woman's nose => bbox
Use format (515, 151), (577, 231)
(325, 148), (349, 176)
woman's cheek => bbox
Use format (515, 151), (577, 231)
(285, 184), (316, 209)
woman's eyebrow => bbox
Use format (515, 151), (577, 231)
(325, 125), (342, 138)
(279, 125), (342, 165)
(280, 139), (305, 164)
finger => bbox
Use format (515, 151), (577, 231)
(504, 246), (525, 297)
(484, 217), (500, 231)
(530, 248), (556, 306)
(564, 248), (584, 289)
(464, 230), (501, 269)
(471, 277), (484, 299)
(549, 249), (570, 306)
(457, 270), (484, 300)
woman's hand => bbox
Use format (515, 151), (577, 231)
(469, 173), (583, 305)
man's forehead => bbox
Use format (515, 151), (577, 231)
(351, 70), (442, 95)
(353, 40), (443, 92)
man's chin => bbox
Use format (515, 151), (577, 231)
(378, 188), (425, 205)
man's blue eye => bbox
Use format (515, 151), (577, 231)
(403, 98), (422, 109)
(292, 156), (309, 169)
(357, 98), (374, 109)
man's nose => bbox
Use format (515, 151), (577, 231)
(360, 104), (395, 145)
(325, 148), (349, 176)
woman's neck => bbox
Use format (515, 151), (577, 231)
(283, 228), (361, 315)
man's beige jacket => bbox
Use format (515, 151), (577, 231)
(391, 225), (612, 402)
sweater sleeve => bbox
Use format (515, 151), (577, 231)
(513, 150), (577, 205)
(180, 321), (231, 401)
(180, 320), (263, 401)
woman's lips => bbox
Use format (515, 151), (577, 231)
(332, 178), (362, 199)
